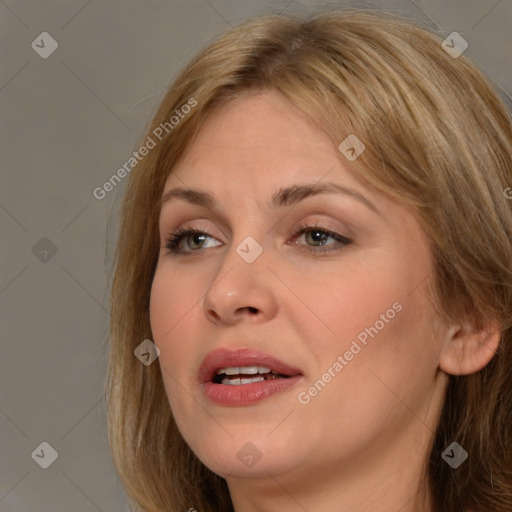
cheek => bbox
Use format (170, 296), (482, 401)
(149, 267), (200, 417)
(150, 264), (200, 337)
(149, 265), (202, 377)
(296, 300), (438, 444)
(298, 250), (437, 386)
(297, 263), (401, 355)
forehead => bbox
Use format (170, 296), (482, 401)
(166, 90), (359, 190)
(181, 90), (333, 158)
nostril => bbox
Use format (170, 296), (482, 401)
(207, 310), (221, 321)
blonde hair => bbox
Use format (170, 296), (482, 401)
(105, 9), (512, 512)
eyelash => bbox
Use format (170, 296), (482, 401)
(164, 222), (352, 256)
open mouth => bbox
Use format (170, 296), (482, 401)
(200, 349), (303, 405)
(212, 366), (291, 385)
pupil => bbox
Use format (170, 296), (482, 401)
(308, 230), (326, 245)
(190, 234), (205, 249)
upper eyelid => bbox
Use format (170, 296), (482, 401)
(163, 223), (351, 249)
(161, 218), (351, 240)
(159, 191), (379, 230)
(159, 203), (360, 233)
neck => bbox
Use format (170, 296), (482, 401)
(227, 415), (437, 512)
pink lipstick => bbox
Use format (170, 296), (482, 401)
(199, 348), (303, 406)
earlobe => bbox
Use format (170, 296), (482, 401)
(439, 322), (501, 376)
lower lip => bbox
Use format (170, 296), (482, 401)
(202, 375), (303, 406)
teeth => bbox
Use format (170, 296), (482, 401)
(221, 376), (265, 385)
(216, 366), (272, 375)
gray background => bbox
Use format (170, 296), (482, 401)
(1, 0), (510, 510)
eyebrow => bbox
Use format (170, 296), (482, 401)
(160, 182), (380, 215)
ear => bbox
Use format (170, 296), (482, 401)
(439, 320), (501, 375)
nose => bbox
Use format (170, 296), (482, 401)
(202, 238), (278, 326)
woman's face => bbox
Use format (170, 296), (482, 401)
(150, 90), (448, 502)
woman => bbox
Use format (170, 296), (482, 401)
(106, 8), (512, 512)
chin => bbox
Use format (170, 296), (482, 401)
(201, 449), (296, 479)
(183, 428), (301, 477)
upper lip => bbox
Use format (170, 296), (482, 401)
(199, 347), (303, 383)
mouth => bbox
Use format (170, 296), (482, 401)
(212, 366), (291, 385)
(199, 348), (304, 406)
(200, 347), (303, 384)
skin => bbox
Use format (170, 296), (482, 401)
(149, 90), (500, 512)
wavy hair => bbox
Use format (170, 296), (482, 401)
(105, 8), (512, 512)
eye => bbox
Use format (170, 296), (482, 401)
(291, 222), (352, 254)
(164, 223), (352, 256)
(165, 225), (221, 254)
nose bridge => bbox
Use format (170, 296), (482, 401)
(209, 228), (266, 297)
(222, 209), (268, 267)
(202, 225), (275, 324)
